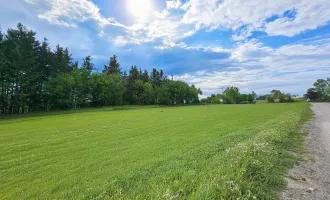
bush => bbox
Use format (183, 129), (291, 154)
(267, 96), (275, 103)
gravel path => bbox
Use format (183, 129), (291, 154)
(281, 103), (330, 200)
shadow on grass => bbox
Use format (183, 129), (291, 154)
(0, 103), (215, 124)
(0, 105), (164, 123)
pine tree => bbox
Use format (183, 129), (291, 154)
(82, 55), (94, 73)
(0, 23), (204, 114)
(53, 45), (73, 74)
(0, 28), (8, 114)
(72, 61), (79, 69)
(141, 69), (149, 83)
(103, 55), (121, 74)
(4, 23), (40, 113)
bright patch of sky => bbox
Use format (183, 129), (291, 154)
(1, 0), (330, 96)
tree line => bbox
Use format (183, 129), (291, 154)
(205, 80), (330, 104)
(256, 90), (297, 103)
(203, 87), (301, 104)
(304, 78), (330, 102)
(0, 23), (202, 115)
(201, 87), (257, 104)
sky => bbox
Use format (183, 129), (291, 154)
(1, 0), (330, 97)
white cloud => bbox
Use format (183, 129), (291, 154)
(123, 0), (330, 43)
(166, 0), (182, 9)
(107, 0), (330, 45)
(22, 0), (191, 46)
(176, 68), (329, 96)
(154, 10), (169, 19)
(196, 70), (207, 75)
(265, 0), (330, 36)
(19, 0), (330, 45)
(181, 0), (330, 40)
(231, 39), (273, 62)
(0, 0), (97, 57)
(24, 0), (126, 31)
(6, 0), (329, 97)
(182, 30), (197, 38)
(175, 35), (330, 96)
(155, 40), (188, 50)
(113, 36), (141, 46)
(180, 2), (191, 11)
(116, 13), (195, 46)
(154, 40), (230, 54)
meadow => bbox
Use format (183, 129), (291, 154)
(0, 103), (311, 199)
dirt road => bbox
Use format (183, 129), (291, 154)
(313, 103), (330, 154)
(281, 103), (330, 200)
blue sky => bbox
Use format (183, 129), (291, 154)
(1, 0), (330, 97)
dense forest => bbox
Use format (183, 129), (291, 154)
(0, 23), (202, 115)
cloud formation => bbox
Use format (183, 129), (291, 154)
(24, 0), (126, 30)
(20, 0), (330, 43)
(175, 35), (330, 95)
(2, 0), (329, 96)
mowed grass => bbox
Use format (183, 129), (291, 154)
(0, 103), (311, 199)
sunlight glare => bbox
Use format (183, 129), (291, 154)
(127, 0), (153, 19)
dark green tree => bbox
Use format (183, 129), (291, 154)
(313, 79), (329, 101)
(223, 87), (240, 104)
(53, 45), (73, 74)
(0, 28), (9, 114)
(103, 55), (121, 74)
(3, 23), (40, 114)
(0, 23), (204, 114)
(72, 61), (79, 69)
(82, 55), (94, 73)
(141, 69), (149, 83)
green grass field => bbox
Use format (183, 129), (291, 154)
(0, 103), (311, 199)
